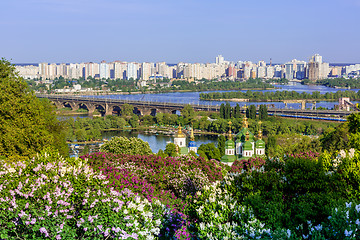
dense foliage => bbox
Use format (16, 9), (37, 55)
(200, 89), (360, 102)
(100, 136), (153, 156)
(317, 78), (360, 89)
(185, 150), (360, 239)
(0, 59), (67, 160)
(170, 78), (274, 92)
(65, 116), (128, 142)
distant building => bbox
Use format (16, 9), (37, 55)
(308, 54), (330, 81)
(216, 55), (224, 65)
(285, 59), (307, 80)
(99, 61), (110, 79)
(127, 62), (138, 80)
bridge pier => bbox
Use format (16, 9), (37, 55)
(137, 107), (152, 116)
(105, 103), (112, 116)
(69, 102), (79, 111)
(87, 104), (96, 115)
(53, 100), (64, 109)
(301, 101), (306, 110)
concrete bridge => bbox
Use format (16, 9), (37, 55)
(37, 94), (354, 119)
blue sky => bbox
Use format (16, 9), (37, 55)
(1, 0), (359, 63)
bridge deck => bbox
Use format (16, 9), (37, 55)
(37, 94), (353, 118)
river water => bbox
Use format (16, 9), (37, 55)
(70, 83), (357, 157)
(70, 130), (218, 157)
(83, 82), (360, 110)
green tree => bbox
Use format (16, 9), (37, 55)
(217, 135), (226, 156)
(129, 115), (140, 128)
(181, 104), (195, 125)
(225, 102), (231, 119)
(164, 143), (178, 157)
(320, 124), (350, 153)
(248, 105), (257, 119)
(198, 143), (221, 160)
(100, 136), (152, 155)
(348, 113), (360, 134)
(266, 135), (277, 156)
(0, 58), (67, 160)
(121, 103), (134, 116)
(220, 103), (225, 119)
(234, 104), (241, 119)
(259, 105), (268, 120)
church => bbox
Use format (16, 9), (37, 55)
(221, 116), (265, 166)
(173, 126), (198, 155)
(172, 115), (265, 165)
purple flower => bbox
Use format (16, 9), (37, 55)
(18, 210), (26, 218)
(39, 227), (49, 237)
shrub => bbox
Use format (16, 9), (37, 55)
(100, 136), (152, 156)
(0, 150), (163, 239)
(81, 153), (224, 211)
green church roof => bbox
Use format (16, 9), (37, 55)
(255, 139), (265, 148)
(236, 128), (255, 142)
(225, 139), (235, 149)
(243, 141), (253, 151)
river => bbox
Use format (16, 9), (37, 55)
(82, 82), (360, 110)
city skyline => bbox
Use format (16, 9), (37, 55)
(1, 0), (360, 63)
(16, 54), (360, 81)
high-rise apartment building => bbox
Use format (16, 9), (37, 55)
(127, 62), (139, 80)
(266, 66), (275, 79)
(308, 54), (329, 81)
(141, 62), (154, 80)
(114, 61), (127, 79)
(99, 61), (110, 79)
(284, 59), (307, 80)
(84, 62), (100, 79)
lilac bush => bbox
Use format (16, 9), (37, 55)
(0, 150), (164, 239)
(81, 152), (224, 210)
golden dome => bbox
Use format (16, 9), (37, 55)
(175, 126), (186, 138)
